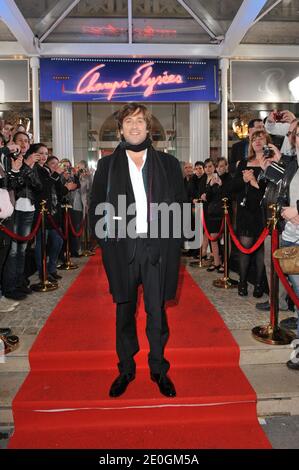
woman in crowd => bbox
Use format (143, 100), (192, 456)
(205, 157), (232, 272)
(33, 147), (68, 282)
(197, 158), (216, 261)
(232, 130), (281, 297)
(60, 158), (81, 257)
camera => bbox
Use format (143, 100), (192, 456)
(273, 111), (283, 122)
(240, 197), (247, 208)
(9, 149), (20, 160)
(263, 145), (274, 159)
(264, 161), (285, 185)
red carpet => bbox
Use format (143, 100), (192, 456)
(9, 253), (271, 449)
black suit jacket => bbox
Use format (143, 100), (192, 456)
(89, 150), (185, 303)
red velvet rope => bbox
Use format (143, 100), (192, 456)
(272, 229), (299, 310)
(46, 213), (67, 240)
(201, 211), (224, 242)
(225, 213), (269, 254)
(0, 213), (42, 241)
(68, 213), (86, 238)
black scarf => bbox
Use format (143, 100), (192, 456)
(106, 137), (170, 237)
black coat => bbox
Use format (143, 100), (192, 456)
(229, 139), (249, 175)
(90, 150), (185, 304)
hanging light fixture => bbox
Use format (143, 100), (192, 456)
(232, 118), (249, 139)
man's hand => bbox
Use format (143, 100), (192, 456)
(242, 169), (254, 183)
(200, 193), (207, 201)
(267, 111), (276, 123)
(25, 153), (40, 168)
(11, 155), (23, 171)
(65, 182), (77, 191)
(290, 215), (299, 225)
(6, 142), (20, 155)
(281, 110), (296, 123)
(281, 206), (298, 221)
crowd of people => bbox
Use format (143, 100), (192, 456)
(181, 110), (299, 370)
(0, 122), (94, 328)
(1, 108), (299, 370)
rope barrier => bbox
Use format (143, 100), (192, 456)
(46, 213), (67, 240)
(68, 213), (86, 238)
(201, 211), (224, 242)
(225, 213), (269, 254)
(0, 213), (42, 241)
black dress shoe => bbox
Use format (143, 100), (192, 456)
(49, 272), (62, 280)
(4, 290), (27, 300)
(109, 374), (135, 398)
(280, 317), (298, 330)
(287, 360), (299, 371)
(256, 301), (270, 311)
(238, 282), (248, 297)
(0, 327), (12, 337)
(17, 285), (33, 295)
(150, 373), (176, 397)
(253, 284), (263, 298)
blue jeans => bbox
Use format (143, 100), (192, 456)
(281, 239), (299, 338)
(35, 228), (63, 275)
(2, 210), (34, 293)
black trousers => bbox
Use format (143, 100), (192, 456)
(116, 237), (170, 377)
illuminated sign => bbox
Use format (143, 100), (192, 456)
(40, 58), (219, 102)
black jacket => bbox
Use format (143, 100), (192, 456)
(35, 165), (68, 226)
(90, 150), (185, 303)
(14, 160), (42, 206)
(229, 139), (249, 175)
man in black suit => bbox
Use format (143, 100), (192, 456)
(229, 118), (265, 175)
(90, 103), (185, 398)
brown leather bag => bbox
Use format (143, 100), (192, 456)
(273, 246), (299, 275)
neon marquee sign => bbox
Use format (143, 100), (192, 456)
(40, 58), (219, 102)
(76, 62), (183, 100)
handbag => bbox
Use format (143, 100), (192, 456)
(273, 246), (299, 274)
(0, 188), (14, 220)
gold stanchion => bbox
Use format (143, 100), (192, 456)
(213, 198), (238, 289)
(81, 212), (95, 257)
(31, 201), (59, 292)
(252, 204), (296, 345)
(58, 204), (78, 270)
(189, 199), (211, 268)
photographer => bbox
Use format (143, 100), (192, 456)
(265, 109), (297, 154)
(2, 133), (42, 300)
(276, 123), (299, 367)
(205, 157), (232, 272)
(60, 159), (82, 257)
(34, 152), (68, 282)
(0, 133), (23, 314)
(231, 130), (281, 297)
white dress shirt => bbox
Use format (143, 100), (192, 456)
(126, 149), (148, 234)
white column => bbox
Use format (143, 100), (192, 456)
(52, 102), (74, 164)
(30, 57), (40, 142)
(220, 58), (229, 160)
(189, 102), (210, 165)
